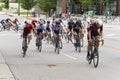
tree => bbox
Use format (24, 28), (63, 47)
(98, 0), (104, 15)
(80, 0), (93, 11)
(37, 0), (56, 15)
(16, 0), (21, 16)
(3, 0), (9, 9)
(20, 0), (37, 16)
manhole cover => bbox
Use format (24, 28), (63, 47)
(45, 64), (57, 68)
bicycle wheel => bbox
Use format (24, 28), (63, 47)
(78, 40), (81, 53)
(88, 54), (92, 64)
(87, 50), (93, 64)
(57, 47), (60, 54)
(23, 46), (27, 58)
(93, 48), (99, 68)
(64, 33), (69, 43)
(39, 41), (42, 52)
(23, 50), (26, 58)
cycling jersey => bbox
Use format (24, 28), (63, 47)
(87, 22), (103, 39)
(51, 24), (62, 35)
(23, 24), (33, 37)
(46, 24), (51, 32)
(68, 22), (74, 31)
(73, 26), (82, 35)
(36, 24), (45, 35)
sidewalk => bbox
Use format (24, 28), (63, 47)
(0, 52), (15, 80)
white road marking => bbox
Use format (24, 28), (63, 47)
(105, 34), (115, 37)
(61, 53), (77, 60)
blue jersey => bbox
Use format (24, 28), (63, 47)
(36, 24), (45, 35)
(51, 24), (62, 35)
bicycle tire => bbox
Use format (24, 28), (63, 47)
(93, 49), (99, 68)
(79, 41), (81, 53)
(87, 50), (93, 64)
(88, 55), (92, 64)
(23, 51), (26, 58)
(39, 41), (42, 52)
(57, 47), (60, 54)
(23, 48), (27, 58)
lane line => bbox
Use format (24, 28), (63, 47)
(103, 45), (120, 51)
(61, 53), (78, 60)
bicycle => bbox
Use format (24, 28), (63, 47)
(87, 36), (104, 68)
(46, 31), (52, 44)
(37, 32), (43, 52)
(74, 33), (83, 53)
(22, 37), (28, 58)
(64, 31), (73, 43)
(54, 35), (62, 54)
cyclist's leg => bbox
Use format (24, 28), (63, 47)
(87, 34), (92, 57)
(22, 35), (27, 51)
(59, 34), (62, 49)
(27, 33), (32, 45)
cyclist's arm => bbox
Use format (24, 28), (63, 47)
(88, 28), (92, 41)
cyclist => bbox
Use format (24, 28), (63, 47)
(31, 19), (38, 28)
(13, 18), (21, 31)
(65, 19), (74, 41)
(45, 21), (51, 34)
(87, 19), (103, 58)
(35, 20), (46, 47)
(67, 19), (74, 32)
(72, 21), (84, 49)
(51, 19), (63, 47)
(5, 18), (13, 30)
(21, 21), (35, 52)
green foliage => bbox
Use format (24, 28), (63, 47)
(20, 0), (37, 10)
(0, 4), (5, 11)
(37, 0), (56, 13)
(80, 0), (93, 10)
(13, 12), (32, 15)
(3, 0), (9, 9)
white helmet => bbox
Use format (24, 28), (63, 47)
(96, 18), (103, 26)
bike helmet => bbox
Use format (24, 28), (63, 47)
(55, 19), (60, 24)
(47, 21), (50, 23)
(24, 21), (30, 24)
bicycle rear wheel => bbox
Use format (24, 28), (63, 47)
(23, 47), (27, 58)
(23, 51), (26, 58)
(78, 41), (81, 53)
(38, 41), (42, 52)
(93, 49), (99, 68)
(57, 47), (60, 54)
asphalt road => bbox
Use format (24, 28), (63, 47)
(0, 24), (120, 80)
(0, 13), (120, 80)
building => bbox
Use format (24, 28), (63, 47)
(58, 0), (120, 16)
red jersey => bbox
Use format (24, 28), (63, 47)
(87, 22), (103, 33)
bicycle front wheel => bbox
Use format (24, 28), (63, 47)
(93, 49), (99, 68)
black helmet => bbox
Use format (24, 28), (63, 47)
(47, 21), (50, 23)
(24, 21), (29, 24)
